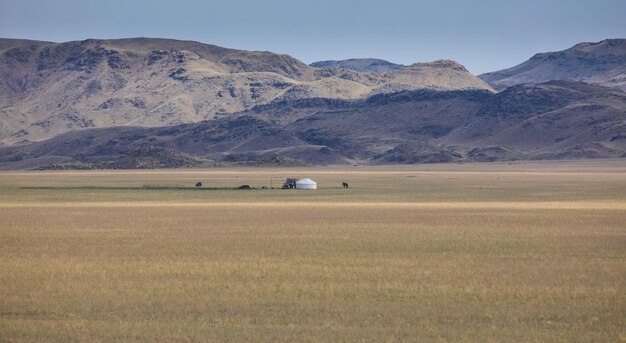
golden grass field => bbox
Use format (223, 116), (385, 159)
(1, 160), (625, 342)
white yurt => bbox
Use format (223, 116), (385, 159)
(295, 178), (317, 190)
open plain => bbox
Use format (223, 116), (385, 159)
(1, 160), (625, 341)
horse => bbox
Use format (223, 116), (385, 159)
(342, 182), (349, 188)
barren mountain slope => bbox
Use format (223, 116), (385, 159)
(480, 39), (626, 91)
(0, 38), (492, 145)
(0, 115), (348, 169)
(267, 81), (625, 162)
(442, 81), (626, 160)
(1, 80), (623, 169)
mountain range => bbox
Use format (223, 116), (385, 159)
(0, 38), (491, 145)
(0, 37), (624, 169)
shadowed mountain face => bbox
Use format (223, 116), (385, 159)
(479, 39), (626, 91)
(309, 59), (404, 72)
(1, 80), (624, 169)
(0, 38), (492, 145)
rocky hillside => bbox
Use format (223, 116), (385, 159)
(480, 39), (626, 91)
(1, 80), (623, 169)
(309, 58), (404, 72)
(0, 38), (492, 145)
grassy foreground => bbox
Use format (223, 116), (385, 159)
(1, 160), (625, 341)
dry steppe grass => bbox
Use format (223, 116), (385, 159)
(1, 160), (625, 341)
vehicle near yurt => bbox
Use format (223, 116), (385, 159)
(280, 178), (317, 190)
(281, 178), (297, 189)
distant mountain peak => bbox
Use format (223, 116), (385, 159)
(405, 60), (469, 72)
(309, 58), (404, 72)
(571, 38), (626, 49)
(479, 38), (626, 91)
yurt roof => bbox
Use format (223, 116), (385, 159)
(297, 178), (316, 184)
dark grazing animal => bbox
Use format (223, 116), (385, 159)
(342, 182), (349, 188)
(195, 182), (202, 187)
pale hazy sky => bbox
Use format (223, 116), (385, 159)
(1, 0), (624, 74)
